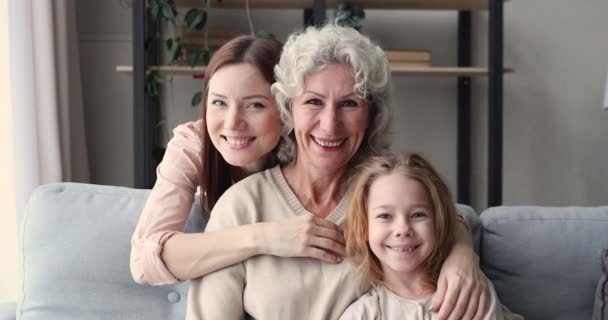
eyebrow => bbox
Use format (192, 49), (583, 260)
(303, 90), (358, 100)
(371, 205), (395, 211)
(371, 204), (431, 210)
(209, 93), (271, 100)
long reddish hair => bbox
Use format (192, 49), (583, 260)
(198, 35), (282, 215)
(345, 152), (457, 289)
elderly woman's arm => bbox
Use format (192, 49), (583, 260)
(186, 262), (246, 320)
(431, 221), (489, 320)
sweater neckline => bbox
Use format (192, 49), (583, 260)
(269, 166), (351, 226)
(377, 284), (434, 307)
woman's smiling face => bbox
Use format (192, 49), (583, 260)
(289, 64), (369, 174)
(205, 63), (281, 171)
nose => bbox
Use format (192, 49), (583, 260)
(319, 103), (341, 134)
(394, 218), (413, 238)
(224, 105), (245, 130)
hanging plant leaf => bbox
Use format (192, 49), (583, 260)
(191, 91), (203, 107)
(146, 78), (159, 96)
(145, 81), (152, 96)
(160, 2), (177, 24)
(151, 70), (166, 82)
(166, 38), (182, 64)
(203, 0), (212, 8)
(189, 50), (202, 66)
(255, 30), (275, 39)
(150, 2), (161, 19)
(185, 8), (208, 30)
(146, 70), (165, 97)
(203, 48), (214, 65)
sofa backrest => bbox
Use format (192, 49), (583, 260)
(480, 206), (608, 320)
(17, 183), (480, 320)
(17, 183), (206, 320)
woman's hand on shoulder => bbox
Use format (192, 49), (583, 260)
(431, 247), (490, 320)
(259, 214), (346, 263)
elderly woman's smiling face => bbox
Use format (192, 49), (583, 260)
(290, 64), (370, 174)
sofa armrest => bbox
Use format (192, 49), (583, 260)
(19, 183), (199, 320)
(0, 303), (16, 320)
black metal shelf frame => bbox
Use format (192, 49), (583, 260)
(132, 0), (504, 208)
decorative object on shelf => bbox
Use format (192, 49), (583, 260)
(384, 49), (431, 67)
(333, 2), (365, 31)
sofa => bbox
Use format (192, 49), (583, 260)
(2, 182), (607, 319)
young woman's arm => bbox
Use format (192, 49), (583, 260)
(431, 220), (490, 320)
(129, 121), (204, 285)
(162, 214), (346, 281)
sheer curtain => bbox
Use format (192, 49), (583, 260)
(11, 0), (90, 223)
(1, 0), (90, 302)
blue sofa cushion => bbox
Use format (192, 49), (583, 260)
(481, 206), (608, 320)
(17, 183), (205, 320)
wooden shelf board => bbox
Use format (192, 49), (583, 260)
(175, 0), (498, 10)
(392, 66), (514, 77)
(116, 65), (207, 76)
(116, 65), (514, 77)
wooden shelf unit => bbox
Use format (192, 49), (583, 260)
(130, 0), (509, 207)
(175, 0), (491, 10)
(117, 64), (513, 77)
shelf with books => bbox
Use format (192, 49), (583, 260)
(130, 0), (509, 206)
(175, 0), (493, 11)
(116, 64), (513, 77)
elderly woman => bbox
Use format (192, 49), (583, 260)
(186, 25), (486, 320)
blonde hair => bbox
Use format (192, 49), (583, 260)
(345, 152), (458, 289)
(271, 24), (392, 165)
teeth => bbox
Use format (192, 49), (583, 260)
(389, 246), (416, 252)
(225, 137), (251, 146)
(313, 137), (345, 148)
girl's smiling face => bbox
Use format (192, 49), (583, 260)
(367, 172), (436, 279)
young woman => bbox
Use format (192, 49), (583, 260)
(341, 152), (523, 319)
(130, 35), (347, 286)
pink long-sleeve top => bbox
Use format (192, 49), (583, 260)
(130, 120), (203, 285)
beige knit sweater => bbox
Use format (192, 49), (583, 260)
(186, 166), (368, 320)
(339, 280), (524, 320)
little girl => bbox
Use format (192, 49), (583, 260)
(341, 152), (523, 319)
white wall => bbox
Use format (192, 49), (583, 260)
(76, 0), (134, 187)
(76, 1), (608, 212)
(470, 0), (608, 209)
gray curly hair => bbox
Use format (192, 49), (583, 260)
(271, 24), (392, 166)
